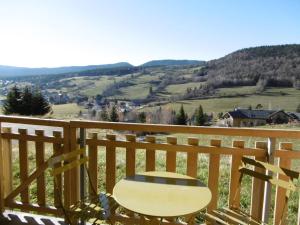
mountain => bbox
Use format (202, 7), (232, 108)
(141, 59), (204, 67)
(202, 44), (300, 89)
(0, 62), (133, 77)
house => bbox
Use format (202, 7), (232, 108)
(287, 112), (300, 123)
(221, 108), (293, 127)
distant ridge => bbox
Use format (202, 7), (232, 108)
(203, 44), (300, 88)
(0, 62), (133, 77)
(140, 59), (204, 67)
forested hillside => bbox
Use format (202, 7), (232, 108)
(201, 44), (300, 89)
(141, 59), (204, 67)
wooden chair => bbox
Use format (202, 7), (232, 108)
(201, 156), (300, 225)
(48, 148), (119, 225)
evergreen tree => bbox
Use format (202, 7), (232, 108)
(3, 85), (21, 114)
(149, 86), (153, 95)
(3, 85), (51, 116)
(297, 104), (300, 113)
(176, 105), (188, 125)
(138, 112), (146, 123)
(20, 86), (33, 115)
(110, 105), (119, 122)
(194, 105), (205, 126)
(31, 89), (51, 115)
(218, 112), (224, 119)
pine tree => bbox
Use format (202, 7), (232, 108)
(138, 112), (146, 123)
(194, 105), (205, 126)
(3, 85), (21, 114)
(149, 86), (153, 95)
(31, 89), (51, 115)
(110, 105), (119, 122)
(3, 85), (51, 116)
(20, 86), (33, 115)
(176, 105), (188, 125)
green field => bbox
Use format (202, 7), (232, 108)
(217, 86), (258, 96)
(111, 83), (152, 99)
(51, 103), (86, 119)
(165, 82), (205, 95)
(143, 88), (300, 115)
(51, 75), (132, 97)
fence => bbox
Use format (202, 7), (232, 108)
(0, 115), (300, 224)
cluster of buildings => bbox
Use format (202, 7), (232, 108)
(220, 108), (300, 127)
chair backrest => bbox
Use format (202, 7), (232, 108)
(239, 157), (299, 192)
(48, 148), (88, 176)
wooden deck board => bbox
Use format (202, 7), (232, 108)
(1, 210), (66, 225)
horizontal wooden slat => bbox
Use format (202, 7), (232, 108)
(0, 115), (69, 127)
(1, 133), (64, 143)
(70, 120), (300, 138)
(6, 201), (63, 215)
(86, 139), (268, 157)
(0, 115), (299, 138)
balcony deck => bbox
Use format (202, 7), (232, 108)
(0, 115), (300, 225)
(1, 210), (66, 225)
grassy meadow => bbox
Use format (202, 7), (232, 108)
(50, 103), (86, 119)
(143, 87), (300, 116)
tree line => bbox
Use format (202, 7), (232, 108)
(3, 86), (51, 116)
(86, 103), (210, 126)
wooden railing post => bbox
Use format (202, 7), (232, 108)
(274, 142), (292, 225)
(126, 134), (136, 177)
(70, 126), (80, 205)
(0, 127), (12, 212)
(251, 141), (267, 221)
(145, 136), (156, 171)
(79, 128), (86, 225)
(53, 131), (63, 208)
(35, 130), (46, 206)
(18, 128), (29, 204)
(187, 138), (198, 178)
(262, 137), (276, 224)
(63, 125), (71, 209)
(166, 137), (177, 172)
(207, 139), (221, 212)
(229, 140), (244, 208)
(88, 133), (98, 197)
(106, 134), (116, 194)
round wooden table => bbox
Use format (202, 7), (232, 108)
(113, 171), (211, 221)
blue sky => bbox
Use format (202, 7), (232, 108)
(0, 0), (299, 67)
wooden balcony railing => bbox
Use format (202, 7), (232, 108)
(0, 115), (300, 224)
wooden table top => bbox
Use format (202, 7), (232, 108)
(113, 171), (212, 218)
